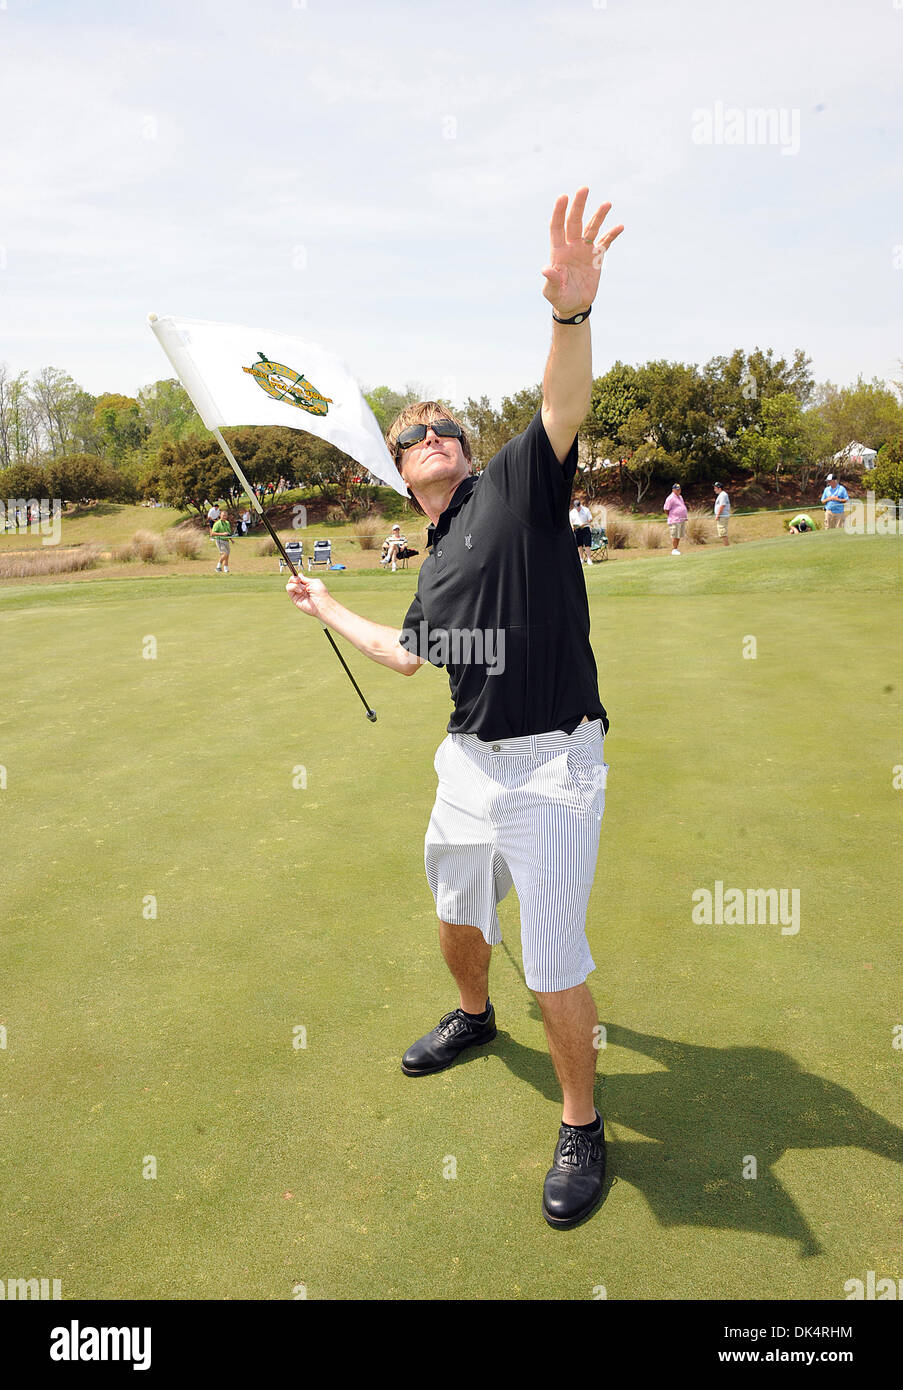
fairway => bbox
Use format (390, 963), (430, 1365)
(1, 533), (901, 1300)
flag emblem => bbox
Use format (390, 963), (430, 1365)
(242, 351), (334, 416)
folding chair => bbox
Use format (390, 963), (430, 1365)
(278, 539), (303, 574)
(307, 540), (332, 571)
(589, 527), (608, 562)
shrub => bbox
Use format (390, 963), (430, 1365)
(165, 530), (203, 559)
(686, 509), (713, 544)
(869, 440), (903, 504)
(132, 529), (164, 563)
(111, 541), (138, 563)
(256, 537), (279, 556)
(593, 507), (633, 549)
(353, 517), (383, 551)
(640, 522), (664, 549)
(0, 544), (101, 578)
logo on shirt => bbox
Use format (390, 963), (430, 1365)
(464, 534), (473, 549)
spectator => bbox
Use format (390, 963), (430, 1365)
(206, 502), (220, 532)
(663, 483), (688, 555)
(821, 474), (849, 529)
(789, 513), (816, 534)
(569, 494), (594, 566)
(713, 483), (731, 546)
(211, 511), (233, 573)
(240, 507), (252, 535)
(380, 524), (418, 572)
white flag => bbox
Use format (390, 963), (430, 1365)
(147, 313), (406, 496)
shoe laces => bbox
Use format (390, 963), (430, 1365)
(558, 1127), (598, 1167)
(436, 1007), (484, 1039)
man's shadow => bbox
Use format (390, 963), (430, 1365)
(484, 1013), (902, 1257)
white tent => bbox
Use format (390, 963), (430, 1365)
(834, 440), (878, 470)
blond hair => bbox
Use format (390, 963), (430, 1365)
(385, 402), (472, 515)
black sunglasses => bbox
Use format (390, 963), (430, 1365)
(395, 419), (463, 458)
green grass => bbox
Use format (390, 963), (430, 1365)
(0, 496), (419, 555)
(0, 502), (192, 551)
(0, 535), (900, 1299)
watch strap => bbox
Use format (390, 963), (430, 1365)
(552, 306), (592, 325)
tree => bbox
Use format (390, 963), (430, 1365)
(868, 436), (903, 504)
(364, 385), (422, 436)
(460, 395), (505, 467)
(499, 385), (543, 440)
(796, 410), (834, 491)
(0, 365), (40, 469)
(734, 425), (778, 487)
(143, 427), (321, 515)
(618, 410), (660, 503)
(45, 454), (137, 505)
(29, 367), (96, 458)
(811, 377), (903, 454)
(590, 362), (643, 440)
(459, 385), (543, 468)
(301, 434), (375, 516)
(704, 347), (814, 478)
(144, 436), (234, 514)
(634, 360), (719, 481)
(623, 442), (671, 506)
(732, 392), (830, 495)
(93, 394), (147, 464)
(0, 461), (46, 503)
(137, 378), (204, 443)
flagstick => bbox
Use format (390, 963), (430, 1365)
(211, 427), (377, 723)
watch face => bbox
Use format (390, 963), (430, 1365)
(242, 351), (333, 417)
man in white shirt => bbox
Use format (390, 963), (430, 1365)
(206, 502), (221, 532)
(569, 495), (594, 566)
(713, 483), (730, 546)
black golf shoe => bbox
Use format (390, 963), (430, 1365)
(541, 1111), (606, 1229)
(401, 1002), (497, 1076)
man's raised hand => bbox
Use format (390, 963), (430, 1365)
(541, 187), (623, 318)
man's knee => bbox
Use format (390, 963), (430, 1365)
(533, 980), (593, 1010)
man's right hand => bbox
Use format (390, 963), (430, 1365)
(286, 574), (330, 618)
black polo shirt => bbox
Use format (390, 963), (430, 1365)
(398, 409), (609, 740)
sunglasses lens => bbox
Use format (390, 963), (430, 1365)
(396, 420), (462, 454)
(397, 425), (427, 451)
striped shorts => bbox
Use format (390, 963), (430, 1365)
(424, 718), (608, 992)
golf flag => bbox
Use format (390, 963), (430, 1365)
(147, 313), (406, 496)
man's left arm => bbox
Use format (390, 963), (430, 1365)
(539, 187), (623, 464)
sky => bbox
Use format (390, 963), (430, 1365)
(0, 0), (901, 408)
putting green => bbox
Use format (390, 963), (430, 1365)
(1, 532), (900, 1299)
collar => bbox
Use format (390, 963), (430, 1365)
(425, 474), (477, 548)
(443, 473), (476, 516)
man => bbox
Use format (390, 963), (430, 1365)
(821, 474), (849, 529)
(211, 509), (233, 573)
(713, 482), (730, 545)
(788, 513), (816, 533)
(381, 524), (407, 572)
(285, 187), (623, 1229)
(569, 494), (594, 566)
(663, 483), (688, 555)
(206, 501), (221, 531)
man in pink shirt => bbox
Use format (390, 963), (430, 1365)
(663, 483), (688, 555)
